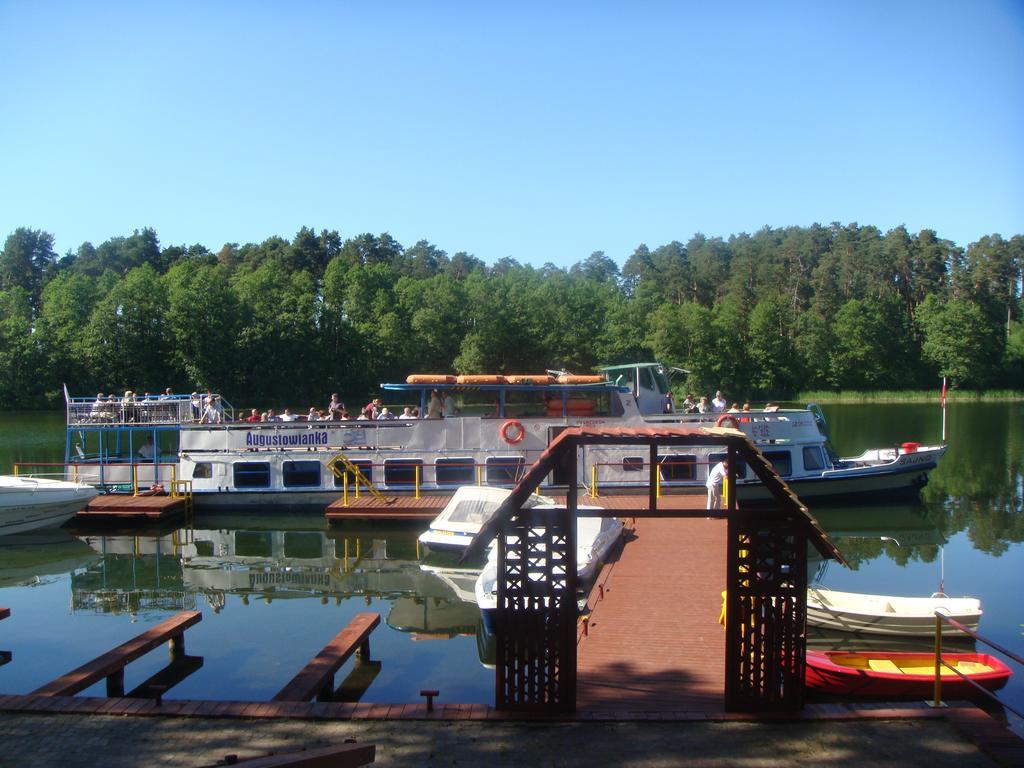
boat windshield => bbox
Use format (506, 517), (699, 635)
(437, 491), (554, 528)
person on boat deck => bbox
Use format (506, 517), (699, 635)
(90, 393), (107, 418)
(706, 458), (729, 510)
(728, 403), (740, 413)
(279, 408), (298, 422)
(763, 403), (779, 412)
(245, 408), (260, 423)
(742, 403), (751, 412)
(399, 406), (416, 419)
(137, 437), (156, 462)
(307, 407), (319, 421)
(190, 392), (202, 420)
(681, 393), (698, 413)
(362, 398), (381, 420)
(159, 387), (173, 400)
(327, 393), (345, 419)
(377, 407), (396, 420)
(442, 391), (456, 418)
(712, 390), (727, 412)
(697, 395), (711, 414)
(427, 390), (442, 419)
(199, 396), (223, 424)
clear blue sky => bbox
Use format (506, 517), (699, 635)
(1, 1), (1022, 268)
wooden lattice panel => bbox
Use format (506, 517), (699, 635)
(724, 513), (807, 711)
(495, 506), (577, 712)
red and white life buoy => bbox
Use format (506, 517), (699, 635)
(500, 419), (526, 444)
(716, 414), (741, 430)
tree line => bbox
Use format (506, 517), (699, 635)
(0, 223), (1021, 410)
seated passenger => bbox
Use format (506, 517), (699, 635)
(399, 406), (415, 419)
(279, 408), (298, 422)
(377, 407), (396, 420)
(137, 437), (156, 461)
(245, 408), (260, 423)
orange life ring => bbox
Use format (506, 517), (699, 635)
(716, 414), (741, 430)
(500, 419), (526, 444)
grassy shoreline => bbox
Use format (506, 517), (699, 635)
(792, 390), (1024, 403)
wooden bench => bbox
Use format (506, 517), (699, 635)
(273, 612), (380, 702)
(33, 610), (202, 697)
(228, 742), (375, 767)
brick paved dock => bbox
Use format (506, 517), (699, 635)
(578, 516), (727, 714)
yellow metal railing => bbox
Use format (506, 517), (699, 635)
(931, 611), (1022, 719)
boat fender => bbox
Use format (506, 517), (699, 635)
(500, 419), (526, 444)
(715, 414), (741, 430)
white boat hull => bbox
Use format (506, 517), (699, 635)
(0, 476), (99, 535)
(807, 587), (982, 636)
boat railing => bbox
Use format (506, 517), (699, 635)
(66, 394), (234, 427)
(15, 461), (181, 496)
(932, 611), (1023, 720)
(588, 457), (721, 498)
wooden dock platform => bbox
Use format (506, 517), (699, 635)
(77, 494), (189, 521)
(577, 516), (727, 714)
(325, 490), (709, 522)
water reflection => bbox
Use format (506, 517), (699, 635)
(67, 514), (487, 654)
(0, 530), (99, 588)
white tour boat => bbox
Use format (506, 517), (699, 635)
(0, 475), (98, 535)
(61, 363), (946, 510)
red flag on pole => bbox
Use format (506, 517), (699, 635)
(941, 377), (947, 406)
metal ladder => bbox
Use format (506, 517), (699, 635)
(327, 452), (392, 505)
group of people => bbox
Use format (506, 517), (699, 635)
(678, 390), (779, 415)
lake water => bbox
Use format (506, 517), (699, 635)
(0, 404), (1021, 720)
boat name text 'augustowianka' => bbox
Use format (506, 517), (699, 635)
(244, 431), (330, 447)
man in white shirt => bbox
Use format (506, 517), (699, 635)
(278, 408), (298, 422)
(711, 390), (727, 413)
(706, 458), (729, 510)
(138, 437), (156, 461)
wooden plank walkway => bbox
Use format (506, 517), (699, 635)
(577, 516), (727, 714)
(325, 490), (709, 522)
(78, 495), (188, 520)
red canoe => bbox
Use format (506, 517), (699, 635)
(805, 650), (1012, 697)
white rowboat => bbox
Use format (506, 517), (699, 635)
(807, 587), (981, 636)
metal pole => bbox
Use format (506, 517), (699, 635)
(932, 613), (943, 707)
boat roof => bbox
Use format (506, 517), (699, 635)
(381, 381), (623, 392)
(599, 362), (663, 371)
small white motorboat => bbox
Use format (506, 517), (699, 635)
(0, 475), (98, 536)
(418, 486), (557, 553)
(807, 586), (982, 636)
(475, 510), (623, 632)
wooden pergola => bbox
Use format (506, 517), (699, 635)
(463, 426), (845, 713)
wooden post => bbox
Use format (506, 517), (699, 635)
(106, 669), (125, 697)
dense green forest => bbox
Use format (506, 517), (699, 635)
(0, 223), (1021, 410)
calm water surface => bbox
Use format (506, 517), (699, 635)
(0, 404), (1021, 719)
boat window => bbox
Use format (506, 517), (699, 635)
(235, 531), (273, 557)
(485, 457), (526, 486)
(283, 531), (324, 559)
(384, 458), (424, 487)
(435, 457), (475, 486)
(192, 462), (212, 479)
(332, 460), (372, 487)
(659, 454), (697, 481)
(233, 462), (271, 488)
(622, 456), (645, 472)
(802, 446), (826, 472)
(638, 366), (656, 392)
(763, 450), (792, 477)
(283, 460), (321, 487)
(708, 453), (748, 479)
(446, 498), (505, 526)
